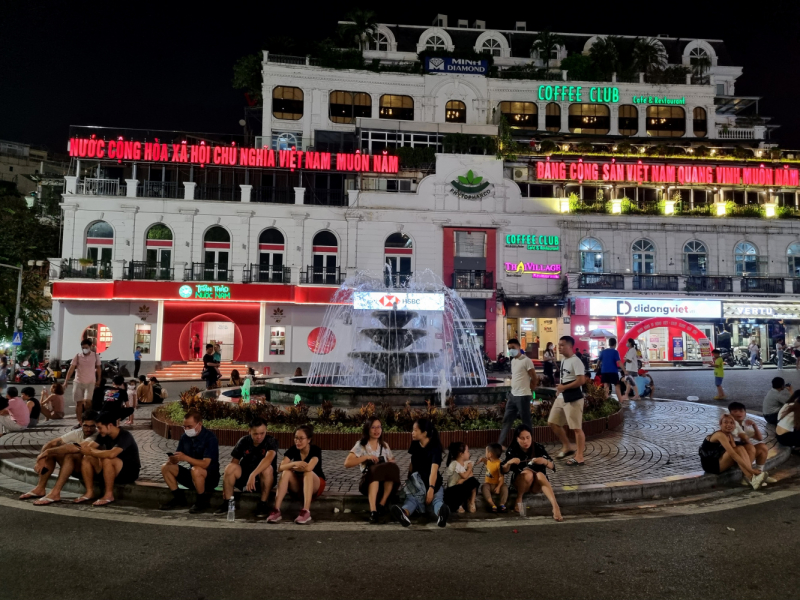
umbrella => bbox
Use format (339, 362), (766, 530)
(587, 328), (616, 339)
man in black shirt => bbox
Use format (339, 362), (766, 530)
(202, 344), (220, 390)
(214, 417), (278, 518)
(77, 412), (140, 506)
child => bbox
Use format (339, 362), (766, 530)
(126, 379), (138, 425)
(711, 349), (725, 400)
(477, 443), (508, 513)
(444, 442), (480, 513)
(728, 401), (776, 484)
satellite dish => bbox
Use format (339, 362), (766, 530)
(238, 119), (246, 126)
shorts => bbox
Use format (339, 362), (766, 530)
(176, 465), (220, 491)
(287, 472), (326, 499)
(547, 395), (584, 430)
(94, 465), (140, 485)
(714, 377), (724, 387)
(72, 381), (95, 404)
(777, 430), (800, 447)
(600, 372), (619, 385)
(234, 465), (273, 491)
(700, 455), (721, 475)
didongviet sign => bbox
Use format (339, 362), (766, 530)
(505, 234), (559, 251)
(178, 284), (231, 300)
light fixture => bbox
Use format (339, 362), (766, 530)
(559, 197), (570, 213)
(535, 303), (539, 306)
(611, 198), (623, 214)
(515, 302), (519, 306)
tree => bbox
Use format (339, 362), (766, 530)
(691, 52), (712, 84)
(232, 53), (263, 105)
(559, 54), (596, 81)
(632, 37), (667, 74)
(531, 30), (564, 69)
(338, 9), (379, 51)
(589, 36), (621, 79)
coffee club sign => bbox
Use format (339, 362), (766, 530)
(505, 234), (559, 251)
(504, 262), (562, 279)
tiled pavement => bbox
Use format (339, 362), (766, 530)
(0, 399), (787, 497)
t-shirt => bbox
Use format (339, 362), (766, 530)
(134, 350), (142, 361)
(502, 441), (552, 478)
(763, 388), (791, 415)
(777, 403), (795, 432)
(749, 344), (759, 357)
(484, 458), (502, 486)
(284, 444), (325, 480)
(624, 348), (639, 373)
(95, 429), (140, 471)
(733, 420), (761, 443)
(560, 355), (584, 385)
(73, 351), (100, 384)
(177, 428), (220, 475)
(510, 355), (535, 396)
(599, 348), (621, 373)
(634, 376), (650, 396)
(60, 427), (98, 445)
(776, 342), (784, 355)
(713, 357), (724, 378)
(101, 387), (125, 413)
(231, 434), (279, 474)
(349, 440), (394, 473)
(202, 354), (218, 379)
(445, 460), (469, 487)
(408, 440), (443, 492)
(5, 397), (30, 427)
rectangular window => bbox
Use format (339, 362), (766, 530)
(568, 104), (610, 135)
(273, 86), (304, 120)
(498, 101), (536, 129)
(618, 105), (638, 136)
(329, 91), (371, 124)
(379, 95), (414, 121)
(269, 326), (286, 356)
(134, 324), (152, 354)
(455, 231), (486, 257)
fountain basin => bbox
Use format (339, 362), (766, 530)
(371, 310), (418, 329)
(359, 328), (428, 350)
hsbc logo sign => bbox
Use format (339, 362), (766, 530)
(379, 295), (399, 308)
(353, 292), (445, 311)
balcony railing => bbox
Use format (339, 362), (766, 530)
(685, 276), (733, 293)
(578, 273), (624, 290)
(140, 181), (180, 198)
(633, 275), (679, 291)
(185, 263), (233, 282)
(716, 126), (766, 140)
(741, 277), (784, 293)
(78, 178), (120, 196)
(452, 270), (493, 290)
(60, 259), (112, 279)
(305, 188), (348, 206)
(125, 261), (175, 280)
(252, 187), (294, 204)
(300, 266), (345, 285)
(243, 265), (291, 283)
(196, 184), (240, 202)
(385, 272), (413, 287)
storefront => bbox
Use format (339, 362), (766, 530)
(504, 302), (561, 360)
(721, 301), (800, 357)
(571, 297), (722, 362)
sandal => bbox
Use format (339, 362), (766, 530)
(556, 450), (575, 459)
(18, 492), (44, 500)
(498, 505), (508, 513)
(33, 497), (61, 506)
(92, 498), (115, 507)
(490, 505), (498, 513)
(73, 496), (94, 504)
(565, 458), (585, 466)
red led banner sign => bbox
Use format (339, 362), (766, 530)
(535, 159), (800, 188)
(67, 137), (399, 174)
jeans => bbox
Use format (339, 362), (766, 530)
(750, 354), (758, 367)
(777, 353), (784, 369)
(499, 393), (532, 446)
(401, 472), (445, 517)
(764, 412), (779, 425)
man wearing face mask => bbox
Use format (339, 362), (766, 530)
(63, 339), (101, 423)
(159, 408), (220, 513)
(498, 339), (538, 447)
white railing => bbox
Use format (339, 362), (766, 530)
(78, 178), (120, 196)
(716, 126), (766, 140)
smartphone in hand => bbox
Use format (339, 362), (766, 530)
(166, 452), (174, 456)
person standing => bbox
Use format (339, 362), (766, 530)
(202, 345), (221, 390)
(598, 338), (622, 400)
(711, 349), (726, 400)
(776, 338), (785, 370)
(542, 342), (556, 385)
(193, 333), (201, 360)
(623, 338), (639, 377)
(63, 339), (101, 423)
(0, 356), (8, 392)
(133, 346), (142, 378)
(498, 338), (538, 447)
(794, 336), (800, 371)
(548, 336), (586, 466)
(748, 339), (761, 369)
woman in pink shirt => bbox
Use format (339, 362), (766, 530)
(0, 387), (30, 434)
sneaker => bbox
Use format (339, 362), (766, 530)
(213, 501), (229, 515)
(368, 510), (380, 524)
(749, 472), (766, 490)
(266, 509), (282, 523)
(159, 494), (188, 511)
(766, 475), (778, 484)
(255, 501), (270, 518)
(294, 509), (312, 524)
(437, 504), (451, 528)
(391, 504), (411, 527)
(740, 477), (750, 487)
(189, 496), (210, 514)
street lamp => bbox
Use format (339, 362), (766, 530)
(0, 263), (23, 369)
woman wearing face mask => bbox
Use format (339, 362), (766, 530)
(699, 413), (765, 489)
(267, 425), (325, 525)
(63, 339), (101, 423)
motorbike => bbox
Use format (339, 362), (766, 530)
(768, 350), (796, 367)
(718, 348), (736, 368)
(102, 358), (120, 379)
(13, 363), (38, 384)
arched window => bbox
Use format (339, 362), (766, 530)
(144, 224), (173, 278)
(646, 106), (685, 137)
(257, 228), (286, 283)
(445, 100), (466, 123)
(311, 231), (339, 284)
(272, 86), (304, 120)
(385, 232), (413, 285)
(693, 107), (707, 137)
(734, 241), (759, 276)
(329, 91), (372, 124)
(86, 221), (114, 264)
(689, 47), (709, 63)
(632, 239), (656, 274)
(683, 240), (707, 275)
(372, 32), (390, 51)
(499, 101), (536, 128)
(619, 105), (638, 136)
(579, 238), (604, 273)
(568, 104), (610, 135)
(201, 226), (231, 282)
(379, 95), (414, 121)
(425, 35), (447, 50)
(788, 243), (800, 277)
(482, 38), (502, 56)
(545, 102), (561, 132)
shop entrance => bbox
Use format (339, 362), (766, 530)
(181, 314), (242, 361)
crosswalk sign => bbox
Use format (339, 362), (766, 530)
(11, 332), (23, 346)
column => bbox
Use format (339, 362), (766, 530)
(183, 182), (196, 200)
(609, 105), (619, 136)
(125, 179), (138, 198)
(537, 102), (546, 132)
(293, 187), (305, 205)
(347, 189), (359, 206)
(638, 106), (647, 137)
(559, 103), (569, 133)
(240, 184), (252, 203)
(684, 107), (695, 138)
(64, 176), (78, 195)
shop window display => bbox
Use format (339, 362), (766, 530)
(83, 323), (112, 354)
(134, 323), (151, 354)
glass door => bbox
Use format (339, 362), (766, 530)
(204, 250), (229, 281)
(146, 248), (171, 279)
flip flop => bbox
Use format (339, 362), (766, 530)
(92, 498), (115, 507)
(18, 492), (44, 500)
(565, 458), (585, 466)
(556, 450), (576, 459)
(33, 497), (61, 506)
(73, 496), (94, 504)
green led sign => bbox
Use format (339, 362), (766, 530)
(632, 95), (686, 105)
(505, 234), (560, 251)
(537, 85), (619, 103)
(178, 284), (231, 300)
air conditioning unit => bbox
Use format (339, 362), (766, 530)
(513, 167), (529, 182)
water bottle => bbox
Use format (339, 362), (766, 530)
(227, 497), (235, 522)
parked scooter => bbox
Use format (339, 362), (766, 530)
(101, 358), (120, 379)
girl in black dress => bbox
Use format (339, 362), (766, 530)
(502, 424), (562, 521)
(699, 413), (765, 489)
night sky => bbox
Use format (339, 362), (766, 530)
(2, 0), (798, 152)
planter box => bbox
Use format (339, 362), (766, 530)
(152, 409), (624, 450)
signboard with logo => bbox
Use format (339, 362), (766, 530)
(698, 337), (713, 364)
(537, 85), (619, 103)
(353, 292), (445, 311)
(504, 262), (562, 279)
(589, 298), (721, 319)
(723, 302), (800, 319)
(505, 234), (559, 251)
(425, 57), (488, 75)
(673, 337), (684, 358)
(179, 284), (231, 300)
(449, 169), (493, 199)
(307, 327), (336, 354)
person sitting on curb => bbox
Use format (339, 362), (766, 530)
(76, 411), (141, 506)
(443, 442), (480, 514)
(267, 425), (325, 525)
(698, 413), (765, 489)
(136, 375), (153, 404)
(762, 377), (793, 425)
(150, 377), (166, 404)
(476, 443), (508, 513)
(344, 417), (401, 524)
(728, 401), (776, 485)
(215, 417), (278, 518)
(390, 417), (451, 528)
(20, 387), (41, 428)
(0, 387), (30, 434)
(40, 382), (66, 421)
(228, 370), (244, 387)
(775, 392), (800, 450)
(19, 410), (100, 504)
(502, 424), (562, 522)
(159, 408), (221, 513)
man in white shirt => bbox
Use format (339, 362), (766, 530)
(549, 336), (587, 466)
(498, 339), (538, 447)
(18, 410), (100, 505)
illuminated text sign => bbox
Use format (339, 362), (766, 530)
(179, 284), (231, 300)
(537, 85), (619, 103)
(505, 234), (559, 251)
(504, 262), (562, 279)
(589, 298), (721, 318)
(632, 95), (685, 105)
(353, 292), (445, 311)
(426, 57), (488, 75)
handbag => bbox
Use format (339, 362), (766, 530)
(562, 387), (584, 403)
(357, 443), (383, 491)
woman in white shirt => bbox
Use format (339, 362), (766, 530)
(776, 392), (800, 448)
(344, 418), (400, 523)
(624, 339), (640, 376)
